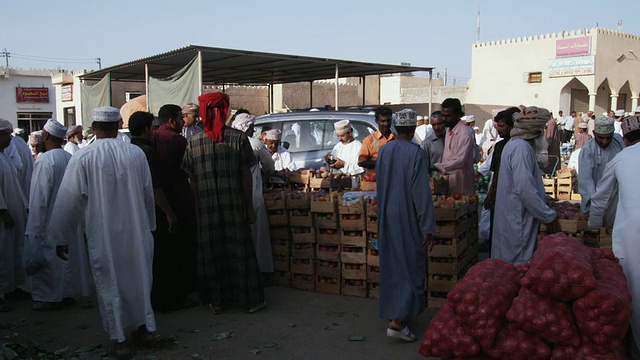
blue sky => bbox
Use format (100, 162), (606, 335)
(2, 0), (639, 83)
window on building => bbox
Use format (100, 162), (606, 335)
(528, 72), (543, 84)
(17, 112), (52, 134)
(125, 91), (143, 102)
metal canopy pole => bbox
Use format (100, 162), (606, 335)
(270, 73), (274, 113)
(197, 50), (203, 96)
(144, 63), (150, 112)
(309, 80), (313, 108)
(362, 76), (366, 107)
(335, 63), (339, 110)
(428, 70), (433, 116)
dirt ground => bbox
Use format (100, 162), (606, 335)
(1, 285), (440, 360)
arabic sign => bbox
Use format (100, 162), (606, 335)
(549, 56), (595, 77)
(16, 87), (49, 103)
(61, 84), (73, 102)
(556, 36), (591, 58)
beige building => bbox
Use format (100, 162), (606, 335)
(466, 28), (640, 115)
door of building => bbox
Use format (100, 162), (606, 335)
(17, 112), (52, 134)
(570, 89), (589, 113)
(64, 107), (76, 128)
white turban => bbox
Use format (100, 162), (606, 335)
(231, 113), (256, 133)
(0, 119), (12, 132)
(265, 129), (282, 141)
(43, 119), (68, 139)
(93, 106), (121, 122)
(333, 120), (351, 135)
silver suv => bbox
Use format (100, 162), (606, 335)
(254, 111), (378, 169)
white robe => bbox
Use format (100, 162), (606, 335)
(588, 142), (640, 348)
(48, 139), (156, 342)
(63, 141), (80, 155)
(8, 136), (33, 202)
(24, 149), (92, 302)
(330, 140), (364, 176)
(492, 139), (556, 266)
(414, 124), (433, 143)
(249, 137), (274, 272)
(272, 145), (298, 171)
(0, 152), (28, 294)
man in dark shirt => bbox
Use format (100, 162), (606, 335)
(483, 107), (521, 254)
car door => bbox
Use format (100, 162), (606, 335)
(281, 120), (326, 169)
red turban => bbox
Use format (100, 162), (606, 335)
(198, 92), (230, 142)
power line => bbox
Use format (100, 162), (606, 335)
(11, 52), (96, 61)
(11, 55), (96, 64)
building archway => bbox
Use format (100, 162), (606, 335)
(618, 81), (633, 111)
(595, 78), (613, 115)
(559, 77), (590, 114)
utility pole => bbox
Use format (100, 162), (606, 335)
(96, 57), (102, 69)
(1, 49), (9, 67)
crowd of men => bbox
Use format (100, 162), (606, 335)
(2, 95), (640, 356)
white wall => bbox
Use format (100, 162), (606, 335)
(0, 67), (58, 127)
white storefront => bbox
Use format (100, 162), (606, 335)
(0, 67), (59, 132)
(466, 28), (640, 115)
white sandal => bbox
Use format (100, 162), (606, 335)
(386, 326), (416, 342)
(247, 301), (267, 313)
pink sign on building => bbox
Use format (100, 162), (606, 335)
(556, 37), (591, 58)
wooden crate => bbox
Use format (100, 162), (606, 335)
(427, 291), (449, 309)
(272, 271), (291, 287)
(367, 265), (380, 283)
(540, 218), (578, 233)
(367, 247), (380, 267)
(291, 273), (315, 292)
(428, 272), (465, 293)
(270, 226), (291, 241)
(272, 240), (290, 257)
(368, 282), (380, 300)
(289, 210), (313, 227)
(273, 255), (290, 272)
(290, 258), (315, 275)
(430, 233), (469, 257)
(341, 278), (367, 298)
(292, 242), (315, 258)
(571, 191), (582, 201)
(287, 172), (310, 187)
(339, 213), (366, 231)
(310, 194), (338, 213)
(434, 205), (467, 222)
(556, 167), (576, 179)
(342, 262), (366, 280)
(340, 230), (367, 247)
(360, 180), (376, 192)
(316, 259), (341, 277)
(291, 227), (316, 244)
(309, 176), (351, 190)
(264, 191), (286, 210)
(366, 199), (378, 216)
(268, 209), (289, 226)
(599, 228), (612, 248)
(435, 217), (471, 238)
(286, 191), (310, 210)
(341, 245), (366, 264)
(316, 276), (340, 295)
(314, 213), (338, 229)
(367, 232), (378, 247)
(429, 176), (450, 195)
(428, 250), (471, 275)
(316, 229), (340, 245)
(316, 244), (341, 261)
(366, 216), (378, 233)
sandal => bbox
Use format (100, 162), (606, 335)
(247, 301), (267, 314)
(208, 303), (223, 315)
(32, 301), (62, 311)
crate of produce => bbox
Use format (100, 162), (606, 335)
(365, 198), (378, 216)
(427, 291), (448, 309)
(341, 245), (366, 264)
(340, 213), (365, 230)
(291, 227), (316, 243)
(309, 175), (352, 190)
(271, 240), (290, 257)
(368, 282), (380, 299)
(289, 209), (313, 227)
(316, 244), (340, 261)
(542, 176), (557, 197)
(367, 246), (379, 267)
(427, 272), (466, 293)
(316, 275), (341, 295)
(264, 190), (286, 210)
(557, 176), (576, 188)
(429, 176), (450, 195)
(539, 219), (578, 233)
(572, 191), (582, 201)
(338, 197), (365, 215)
(273, 255), (290, 272)
(291, 273), (315, 292)
(366, 216), (378, 233)
(290, 257), (315, 275)
(341, 278), (367, 298)
(272, 271), (291, 287)
(557, 190), (572, 201)
(286, 190), (310, 209)
(310, 191), (338, 213)
(430, 233), (469, 258)
(292, 242), (315, 258)
(367, 265), (380, 283)
(316, 259), (341, 277)
(428, 250), (471, 275)
(342, 262), (366, 280)
(435, 217), (471, 238)
(314, 212), (338, 229)
(340, 230), (367, 247)
(434, 203), (467, 222)
(270, 226), (291, 241)
(556, 166), (576, 179)
(287, 171), (311, 187)
(360, 180), (376, 192)
(316, 228), (340, 245)
(268, 209), (289, 226)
